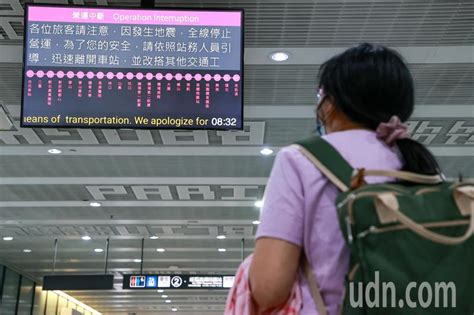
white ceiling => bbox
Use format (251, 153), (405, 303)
(0, 0), (473, 314)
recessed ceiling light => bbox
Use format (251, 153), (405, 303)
(156, 248), (166, 252)
(270, 52), (290, 62)
(89, 202), (102, 207)
(94, 248), (104, 253)
(81, 235), (91, 241)
(157, 289), (164, 293)
(216, 235), (226, 240)
(133, 259), (142, 263)
(218, 248), (227, 252)
(260, 148), (273, 155)
(2, 236), (13, 241)
(165, 300), (171, 303)
(149, 236), (159, 240)
(23, 249), (32, 253)
(254, 200), (264, 208)
(252, 220), (260, 225)
(48, 148), (62, 154)
(161, 295), (168, 298)
(171, 307), (178, 312)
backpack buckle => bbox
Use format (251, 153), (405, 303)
(351, 168), (366, 190)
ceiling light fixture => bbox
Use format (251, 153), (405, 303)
(254, 200), (264, 208)
(218, 248), (227, 252)
(161, 295), (168, 298)
(156, 248), (166, 252)
(149, 235), (159, 240)
(260, 148), (274, 156)
(23, 249), (32, 253)
(89, 202), (102, 207)
(2, 236), (13, 241)
(252, 220), (260, 225)
(165, 300), (172, 303)
(81, 235), (91, 241)
(94, 248), (104, 253)
(133, 259), (142, 263)
(216, 235), (226, 240)
(270, 52), (290, 62)
(157, 289), (164, 293)
(48, 148), (62, 154)
(171, 307), (178, 312)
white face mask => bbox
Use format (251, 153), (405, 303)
(316, 119), (326, 136)
(315, 88), (327, 136)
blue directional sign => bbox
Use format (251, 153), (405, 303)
(146, 276), (158, 288)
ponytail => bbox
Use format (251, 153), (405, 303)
(396, 138), (441, 175)
(317, 43), (443, 177)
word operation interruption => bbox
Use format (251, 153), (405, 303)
(113, 13), (200, 24)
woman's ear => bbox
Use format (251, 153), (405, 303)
(321, 98), (336, 117)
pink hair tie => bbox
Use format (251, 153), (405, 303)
(376, 116), (410, 146)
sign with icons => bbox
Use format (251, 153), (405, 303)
(129, 275), (146, 288)
(146, 276), (157, 288)
(171, 276), (183, 288)
(123, 274), (235, 290)
(157, 276), (171, 288)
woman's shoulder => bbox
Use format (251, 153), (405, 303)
(276, 144), (311, 165)
(274, 144), (325, 181)
(321, 129), (402, 172)
(282, 130), (401, 177)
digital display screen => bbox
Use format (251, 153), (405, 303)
(21, 4), (244, 130)
(124, 274), (235, 290)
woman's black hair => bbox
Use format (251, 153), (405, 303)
(317, 42), (441, 175)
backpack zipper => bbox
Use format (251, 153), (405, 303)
(337, 184), (409, 210)
(356, 220), (470, 239)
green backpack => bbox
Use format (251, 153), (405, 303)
(295, 136), (474, 315)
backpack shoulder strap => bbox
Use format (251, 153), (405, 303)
(296, 137), (352, 314)
(295, 136), (353, 192)
(304, 255), (329, 315)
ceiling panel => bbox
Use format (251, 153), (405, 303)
(0, 207), (264, 222)
(0, 155), (274, 176)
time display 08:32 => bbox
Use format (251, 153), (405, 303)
(210, 117), (238, 127)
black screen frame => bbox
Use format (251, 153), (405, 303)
(21, 3), (245, 131)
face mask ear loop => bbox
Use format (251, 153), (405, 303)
(316, 96), (327, 136)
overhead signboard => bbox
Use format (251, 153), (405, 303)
(22, 4), (244, 130)
(123, 274), (235, 290)
(43, 274), (114, 290)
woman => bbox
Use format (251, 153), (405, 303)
(248, 43), (440, 314)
